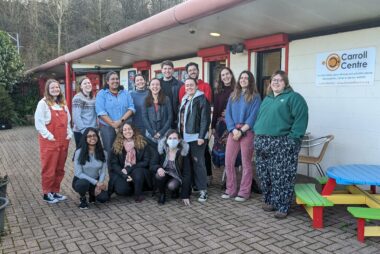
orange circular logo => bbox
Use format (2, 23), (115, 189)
(323, 53), (341, 71)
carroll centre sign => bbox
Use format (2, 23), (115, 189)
(316, 47), (376, 86)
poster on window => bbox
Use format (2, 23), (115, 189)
(316, 47), (376, 86)
(128, 70), (136, 91)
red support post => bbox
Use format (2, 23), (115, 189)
(312, 207), (324, 228)
(321, 178), (336, 195)
(65, 62), (72, 114)
(370, 185), (376, 194)
(357, 218), (365, 243)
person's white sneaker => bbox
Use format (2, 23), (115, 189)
(234, 196), (247, 202)
(221, 193), (231, 199)
(52, 193), (67, 201)
(43, 193), (59, 204)
(198, 190), (208, 202)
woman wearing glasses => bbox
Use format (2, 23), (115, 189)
(254, 70), (308, 219)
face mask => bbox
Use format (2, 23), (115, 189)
(167, 139), (179, 149)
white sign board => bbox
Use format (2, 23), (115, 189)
(316, 47), (376, 86)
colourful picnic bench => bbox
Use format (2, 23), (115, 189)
(295, 183), (334, 228)
(347, 207), (380, 242)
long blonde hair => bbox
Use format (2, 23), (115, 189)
(112, 123), (147, 154)
(230, 70), (258, 102)
(44, 79), (66, 106)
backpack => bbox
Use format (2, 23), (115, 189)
(212, 117), (241, 167)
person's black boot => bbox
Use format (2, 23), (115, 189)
(158, 193), (166, 205)
(79, 196), (88, 210)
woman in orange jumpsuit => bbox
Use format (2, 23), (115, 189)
(35, 79), (73, 203)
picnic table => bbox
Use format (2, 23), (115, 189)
(296, 164), (380, 242)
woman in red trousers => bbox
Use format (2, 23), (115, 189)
(35, 79), (73, 203)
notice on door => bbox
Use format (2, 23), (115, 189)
(316, 47), (376, 86)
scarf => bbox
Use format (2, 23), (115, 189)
(123, 140), (136, 167)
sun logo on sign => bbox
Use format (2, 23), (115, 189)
(322, 53), (341, 71)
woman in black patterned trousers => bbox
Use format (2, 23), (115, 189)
(254, 70), (308, 219)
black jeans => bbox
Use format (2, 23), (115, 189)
(72, 177), (109, 203)
(73, 131), (83, 149)
(110, 168), (145, 197)
(189, 141), (207, 191)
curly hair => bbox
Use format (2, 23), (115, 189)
(112, 123), (147, 154)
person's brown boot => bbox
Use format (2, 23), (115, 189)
(274, 211), (288, 219)
(262, 203), (275, 212)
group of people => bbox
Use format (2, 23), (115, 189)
(34, 59), (308, 218)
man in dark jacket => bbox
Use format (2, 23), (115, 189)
(159, 60), (182, 128)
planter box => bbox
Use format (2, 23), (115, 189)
(0, 121), (12, 130)
(0, 176), (9, 198)
(0, 197), (9, 233)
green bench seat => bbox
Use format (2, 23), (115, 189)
(347, 207), (380, 220)
(295, 183), (333, 228)
(295, 183), (333, 207)
(347, 207), (380, 242)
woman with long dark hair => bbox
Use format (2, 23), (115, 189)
(95, 71), (135, 153)
(143, 78), (172, 146)
(73, 128), (109, 209)
(72, 77), (97, 148)
(254, 70), (308, 219)
(222, 70), (261, 202)
(109, 123), (152, 202)
(35, 79), (72, 203)
(211, 67), (237, 170)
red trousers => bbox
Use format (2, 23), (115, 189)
(39, 138), (69, 194)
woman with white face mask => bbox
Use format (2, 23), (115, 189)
(152, 129), (191, 206)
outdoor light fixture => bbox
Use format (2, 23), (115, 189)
(230, 43), (245, 54)
(106, 59), (112, 62)
(210, 32), (221, 37)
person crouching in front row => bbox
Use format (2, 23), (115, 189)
(152, 129), (192, 206)
(72, 127), (109, 209)
(108, 123), (152, 202)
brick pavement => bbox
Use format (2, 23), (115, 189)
(0, 126), (379, 253)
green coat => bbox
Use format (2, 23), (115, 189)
(254, 88), (308, 140)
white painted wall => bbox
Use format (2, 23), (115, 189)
(289, 27), (380, 177)
(230, 50), (249, 76)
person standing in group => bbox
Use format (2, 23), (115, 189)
(152, 129), (192, 206)
(159, 60), (182, 128)
(35, 79), (72, 203)
(222, 71), (261, 202)
(95, 71), (135, 153)
(254, 70), (308, 219)
(73, 128), (109, 209)
(72, 77), (97, 148)
(179, 62), (213, 185)
(211, 67), (236, 131)
(130, 74), (149, 135)
(179, 78), (211, 202)
(142, 78), (172, 147)
(109, 123), (152, 202)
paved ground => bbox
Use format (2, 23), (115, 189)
(0, 126), (379, 254)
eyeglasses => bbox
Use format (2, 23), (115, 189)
(272, 78), (284, 83)
(87, 134), (98, 138)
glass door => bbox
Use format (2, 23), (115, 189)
(256, 49), (281, 98)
